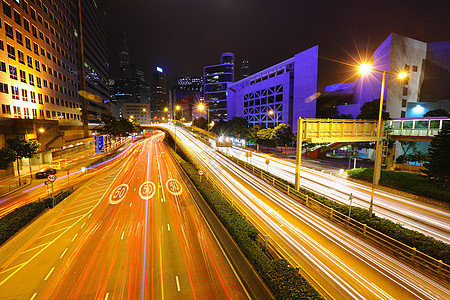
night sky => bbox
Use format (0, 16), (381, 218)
(106, 0), (450, 89)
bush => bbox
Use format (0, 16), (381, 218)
(0, 202), (46, 245)
(170, 146), (323, 299)
(346, 168), (450, 202)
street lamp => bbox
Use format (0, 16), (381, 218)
(268, 109), (279, 126)
(197, 103), (210, 133)
(174, 105), (181, 153)
(358, 63), (407, 216)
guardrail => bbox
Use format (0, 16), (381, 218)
(224, 154), (450, 282)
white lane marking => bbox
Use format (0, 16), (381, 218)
(21, 242), (51, 254)
(121, 231), (125, 240)
(59, 248), (68, 258)
(88, 214), (92, 219)
(175, 276), (181, 291)
(134, 188), (136, 191)
(37, 226), (70, 239)
(49, 216), (84, 227)
(167, 224), (170, 231)
(105, 292), (109, 300)
(44, 267), (55, 280)
(81, 222), (86, 229)
(71, 234), (78, 242)
(130, 202), (132, 207)
(30, 293), (37, 300)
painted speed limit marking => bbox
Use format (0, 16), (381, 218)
(166, 179), (183, 196)
(109, 184), (129, 205)
(139, 181), (156, 200)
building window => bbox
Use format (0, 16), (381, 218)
(33, 42), (38, 54)
(38, 93), (43, 104)
(30, 91), (36, 102)
(32, 25), (37, 37)
(2, 104), (11, 114)
(19, 69), (26, 83)
(3, 1), (11, 18)
(39, 110), (44, 118)
(402, 99), (407, 107)
(36, 76), (41, 88)
(16, 30), (23, 44)
(0, 40), (3, 50)
(22, 1), (28, 14)
(23, 107), (29, 118)
(18, 50), (24, 64)
(32, 108), (37, 118)
(401, 111), (406, 118)
(402, 87), (408, 96)
(28, 73), (34, 85)
(25, 37), (31, 49)
(404, 64), (410, 73)
(412, 65), (418, 72)
(50, 96), (54, 104)
(13, 10), (21, 25)
(0, 61), (5, 72)
(30, 7), (36, 20)
(27, 55), (32, 67)
(23, 18), (29, 32)
(5, 23), (14, 38)
(9, 65), (17, 79)
(43, 79), (47, 87)
(46, 110), (50, 118)
(13, 106), (21, 117)
(37, 14), (42, 24)
(11, 86), (19, 99)
(35, 59), (40, 71)
(0, 82), (8, 93)
(44, 95), (49, 103)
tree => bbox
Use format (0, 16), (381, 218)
(193, 117), (207, 130)
(224, 117), (248, 137)
(423, 109), (449, 117)
(0, 148), (16, 170)
(257, 127), (275, 150)
(246, 125), (261, 145)
(97, 113), (141, 138)
(6, 137), (40, 184)
(211, 119), (228, 135)
(271, 124), (295, 154)
(423, 122), (450, 189)
(356, 99), (390, 120)
(399, 141), (417, 165)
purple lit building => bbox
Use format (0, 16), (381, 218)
(227, 46), (318, 132)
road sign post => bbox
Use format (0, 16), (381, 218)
(67, 169), (70, 187)
(198, 170), (204, 183)
(265, 159), (270, 173)
(47, 174), (56, 207)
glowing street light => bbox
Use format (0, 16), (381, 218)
(38, 128), (45, 133)
(197, 103), (211, 133)
(268, 109), (279, 126)
(358, 63), (407, 216)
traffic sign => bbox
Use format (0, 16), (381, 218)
(95, 135), (105, 153)
(198, 170), (204, 176)
(265, 159), (270, 165)
(109, 184), (129, 205)
(47, 174), (57, 182)
(139, 181), (156, 200)
(166, 179), (183, 196)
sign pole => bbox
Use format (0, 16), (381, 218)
(295, 118), (303, 191)
(51, 182), (55, 207)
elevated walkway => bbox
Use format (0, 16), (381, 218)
(388, 117), (449, 141)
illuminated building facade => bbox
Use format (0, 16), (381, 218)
(227, 46), (318, 132)
(0, 0), (82, 127)
(122, 102), (150, 125)
(203, 52), (234, 121)
(173, 76), (202, 122)
(151, 67), (168, 119)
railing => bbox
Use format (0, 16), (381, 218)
(388, 117), (450, 138)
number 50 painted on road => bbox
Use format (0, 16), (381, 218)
(109, 184), (129, 205)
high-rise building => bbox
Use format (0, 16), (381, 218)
(80, 0), (109, 124)
(203, 52), (234, 121)
(242, 59), (250, 79)
(173, 76), (203, 121)
(0, 0), (83, 142)
(152, 67), (168, 119)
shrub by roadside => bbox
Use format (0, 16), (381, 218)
(346, 168), (450, 203)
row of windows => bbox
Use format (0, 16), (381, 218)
(2, 61), (78, 98)
(244, 94), (283, 107)
(1, 18), (78, 84)
(1, 103), (82, 121)
(244, 85), (284, 100)
(0, 80), (80, 109)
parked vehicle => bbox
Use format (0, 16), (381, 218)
(35, 168), (57, 179)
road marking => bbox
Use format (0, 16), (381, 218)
(167, 224), (170, 231)
(130, 202), (132, 207)
(59, 248), (68, 258)
(71, 234), (78, 242)
(134, 188), (136, 191)
(81, 222), (86, 229)
(105, 292), (109, 300)
(121, 231), (125, 240)
(175, 276), (181, 291)
(44, 267), (54, 280)
(37, 226), (70, 239)
(49, 216), (84, 227)
(30, 293), (37, 300)
(88, 214), (92, 219)
(21, 242), (51, 254)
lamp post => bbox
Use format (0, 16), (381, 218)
(198, 103), (210, 133)
(174, 105), (180, 153)
(358, 63), (407, 216)
(268, 109), (279, 127)
(164, 107), (169, 123)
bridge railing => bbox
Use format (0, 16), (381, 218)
(388, 117), (449, 137)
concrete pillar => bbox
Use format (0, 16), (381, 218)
(42, 151), (53, 164)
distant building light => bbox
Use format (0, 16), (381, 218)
(156, 67), (163, 73)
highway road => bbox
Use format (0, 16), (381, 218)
(226, 146), (450, 244)
(166, 125), (450, 300)
(0, 132), (248, 299)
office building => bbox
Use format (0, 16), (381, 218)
(151, 67), (168, 119)
(0, 0), (83, 134)
(227, 46), (318, 132)
(241, 59), (250, 79)
(173, 76), (202, 121)
(203, 52), (234, 121)
(79, 0), (109, 123)
(122, 102), (150, 125)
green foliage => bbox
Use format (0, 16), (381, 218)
(257, 127), (275, 147)
(97, 113), (142, 137)
(0, 202), (46, 246)
(223, 117), (249, 138)
(6, 137), (40, 159)
(423, 109), (449, 117)
(0, 148), (16, 170)
(171, 146), (323, 299)
(192, 117), (207, 130)
(356, 99), (390, 120)
(423, 122), (450, 189)
(246, 125), (261, 144)
(272, 124), (295, 148)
